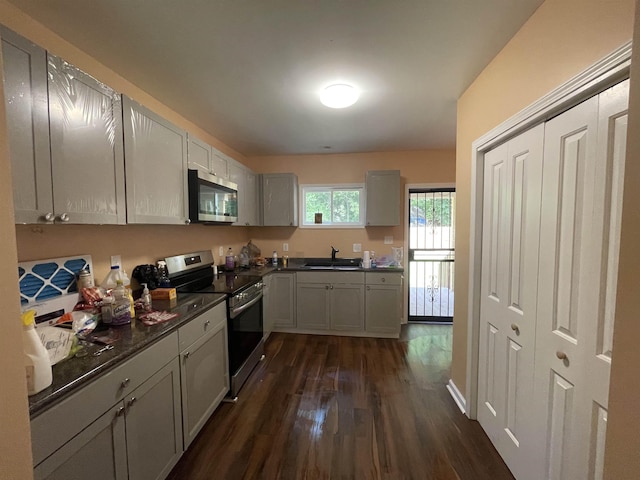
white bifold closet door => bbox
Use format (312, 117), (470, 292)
(478, 124), (545, 480)
(478, 79), (628, 480)
(534, 80), (628, 480)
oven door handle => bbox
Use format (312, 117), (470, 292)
(230, 291), (263, 319)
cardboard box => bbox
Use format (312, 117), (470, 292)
(150, 288), (177, 300)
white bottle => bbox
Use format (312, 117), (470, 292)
(21, 310), (52, 395)
(141, 283), (152, 310)
(272, 250), (278, 267)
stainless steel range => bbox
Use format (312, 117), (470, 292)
(165, 251), (264, 399)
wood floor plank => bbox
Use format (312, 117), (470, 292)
(167, 325), (514, 480)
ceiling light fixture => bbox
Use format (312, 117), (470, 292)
(320, 83), (359, 109)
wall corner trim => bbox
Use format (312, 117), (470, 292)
(446, 379), (467, 415)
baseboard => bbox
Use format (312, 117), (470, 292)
(446, 379), (466, 414)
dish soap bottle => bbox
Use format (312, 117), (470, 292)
(141, 283), (152, 311)
(272, 250), (278, 267)
(225, 248), (235, 271)
(112, 280), (132, 325)
(21, 310), (52, 395)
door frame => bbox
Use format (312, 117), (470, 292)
(463, 42), (632, 420)
(404, 183), (455, 325)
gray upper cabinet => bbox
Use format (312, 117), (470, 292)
(262, 173), (298, 226)
(1, 27), (52, 224)
(245, 170), (261, 226)
(187, 134), (212, 174)
(123, 96), (189, 224)
(47, 54), (126, 225)
(2, 29), (126, 225)
(365, 170), (400, 226)
(211, 148), (228, 179)
(229, 160), (261, 226)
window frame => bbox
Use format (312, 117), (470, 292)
(299, 183), (366, 229)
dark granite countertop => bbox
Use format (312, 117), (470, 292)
(29, 292), (226, 418)
(231, 261), (404, 276)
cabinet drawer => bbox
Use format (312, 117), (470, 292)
(31, 331), (178, 467)
(178, 302), (226, 351)
(296, 271), (364, 284)
(365, 272), (403, 286)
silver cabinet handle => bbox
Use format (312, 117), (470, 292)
(58, 213), (70, 222)
(330, 285), (334, 290)
(556, 351), (568, 360)
(381, 277), (386, 283)
(128, 396), (137, 406)
(44, 212), (55, 222)
(325, 285), (330, 290)
(116, 406), (125, 417)
(185, 218), (191, 225)
(204, 320), (211, 328)
(121, 378), (130, 388)
(184, 351), (190, 359)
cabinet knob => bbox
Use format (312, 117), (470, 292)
(510, 323), (520, 334)
(184, 351), (190, 359)
(185, 218), (191, 225)
(116, 406), (125, 417)
(128, 396), (137, 406)
(381, 277), (386, 283)
(121, 378), (130, 388)
(330, 285), (334, 290)
(367, 286), (371, 291)
(204, 320), (211, 328)
(58, 212), (70, 222)
(43, 212), (55, 222)
(556, 351), (568, 361)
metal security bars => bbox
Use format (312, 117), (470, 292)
(408, 189), (455, 322)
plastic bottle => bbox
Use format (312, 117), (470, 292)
(370, 250), (377, 269)
(225, 248), (235, 271)
(157, 261), (171, 288)
(141, 283), (152, 311)
(21, 310), (52, 395)
(101, 296), (114, 324)
(100, 265), (122, 291)
(272, 250), (278, 267)
(112, 280), (132, 325)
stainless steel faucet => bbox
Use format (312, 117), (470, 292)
(331, 246), (339, 261)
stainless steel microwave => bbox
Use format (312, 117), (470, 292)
(188, 169), (238, 224)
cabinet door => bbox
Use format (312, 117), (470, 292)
(48, 54), (126, 224)
(211, 148), (228, 179)
(180, 318), (229, 449)
(123, 96), (188, 224)
(296, 283), (329, 330)
(125, 358), (183, 480)
(366, 170), (400, 226)
(365, 284), (402, 336)
(268, 273), (296, 329)
(187, 134), (212, 174)
(1, 27), (53, 224)
(262, 173), (298, 226)
(331, 284), (365, 331)
(34, 404), (127, 480)
(245, 170), (260, 226)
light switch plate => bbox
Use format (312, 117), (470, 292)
(218, 246), (224, 256)
(353, 243), (362, 252)
(384, 236), (393, 245)
(283, 243), (289, 252)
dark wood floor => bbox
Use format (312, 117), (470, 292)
(167, 325), (514, 480)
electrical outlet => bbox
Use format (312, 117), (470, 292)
(283, 243), (289, 252)
(218, 246), (224, 256)
(384, 236), (393, 245)
(353, 243), (362, 253)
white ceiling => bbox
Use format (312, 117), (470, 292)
(7, 0), (543, 156)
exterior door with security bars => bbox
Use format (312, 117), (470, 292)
(408, 189), (455, 321)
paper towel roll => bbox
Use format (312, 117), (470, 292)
(363, 250), (370, 261)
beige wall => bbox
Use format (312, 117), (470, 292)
(604, 3), (640, 476)
(245, 150), (455, 258)
(0, 39), (34, 480)
(452, 0), (635, 397)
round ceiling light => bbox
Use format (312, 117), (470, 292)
(320, 83), (359, 109)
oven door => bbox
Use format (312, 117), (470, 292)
(228, 291), (263, 392)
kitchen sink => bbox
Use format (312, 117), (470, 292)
(304, 257), (361, 268)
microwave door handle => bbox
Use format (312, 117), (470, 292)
(230, 292), (263, 319)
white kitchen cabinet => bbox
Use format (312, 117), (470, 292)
(187, 133), (213, 174)
(365, 272), (403, 336)
(178, 303), (229, 449)
(295, 271), (365, 332)
(31, 332), (181, 480)
(262, 173), (298, 226)
(2, 28), (126, 225)
(123, 95), (189, 224)
(211, 148), (229, 179)
(229, 160), (261, 226)
(365, 170), (400, 226)
(245, 170), (261, 226)
(264, 272), (296, 334)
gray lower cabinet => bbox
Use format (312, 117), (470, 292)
(2, 28), (126, 225)
(265, 272), (296, 333)
(262, 173), (298, 226)
(31, 332), (182, 480)
(178, 303), (229, 449)
(365, 170), (401, 226)
(365, 272), (403, 336)
(295, 272), (365, 332)
(123, 96), (188, 224)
